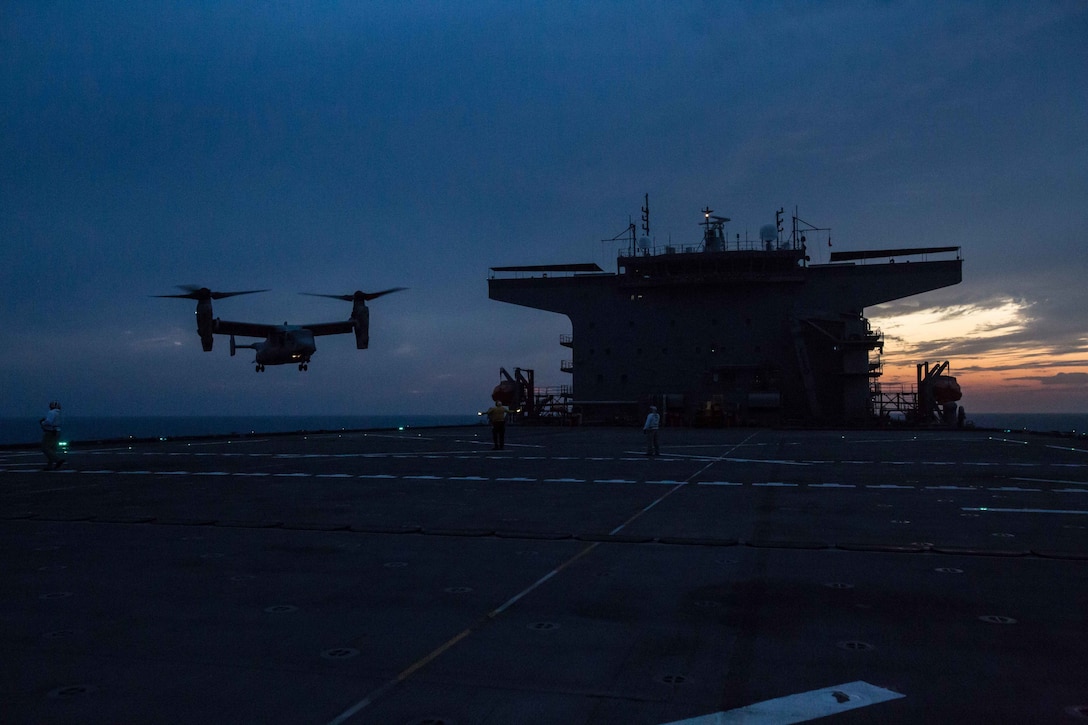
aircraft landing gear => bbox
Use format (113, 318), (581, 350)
(298, 362), (308, 371)
(255, 364), (265, 372)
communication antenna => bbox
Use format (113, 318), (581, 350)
(641, 193), (650, 239)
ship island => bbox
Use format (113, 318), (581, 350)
(489, 197), (962, 427)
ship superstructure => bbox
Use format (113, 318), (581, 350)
(488, 201), (962, 425)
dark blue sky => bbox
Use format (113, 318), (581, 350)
(3, 1), (1087, 416)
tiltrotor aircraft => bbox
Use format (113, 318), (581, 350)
(155, 286), (406, 371)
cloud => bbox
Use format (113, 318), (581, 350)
(3, 2), (1087, 416)
(1011, 372), (1088, 387)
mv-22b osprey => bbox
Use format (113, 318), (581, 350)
(155, 286), (405, 372)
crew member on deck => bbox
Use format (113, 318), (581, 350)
(643, 405), (660, 456)
(39, 400), (66, 470)
(486, 400), (509, 450)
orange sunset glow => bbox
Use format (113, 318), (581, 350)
(870, 299), (1088, 414)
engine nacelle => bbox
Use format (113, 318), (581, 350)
(352, 303), (370, 349)
(197, 300), (214, 351)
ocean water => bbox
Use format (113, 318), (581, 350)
(0, 415), (482, 446)
(966, 413), (1086, 436)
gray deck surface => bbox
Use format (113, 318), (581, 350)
(2, 425), (1086, 724)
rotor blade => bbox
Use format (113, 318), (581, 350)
(210, 289), (269, 300)
(299, 287), (407, 302)
(358, 287), (407, 301)
(151, 287), (268, 300)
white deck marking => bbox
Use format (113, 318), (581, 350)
(1046, 444), (1088, 453)
(659, 680), (904, 724)
(964, 507), (1088, 515)
(726, 458), (812, 466)
(1012, 477), (1088, 486)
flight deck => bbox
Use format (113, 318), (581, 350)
(2, 425), (1086, 723)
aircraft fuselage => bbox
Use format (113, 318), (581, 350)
(250, 328), (316, 371)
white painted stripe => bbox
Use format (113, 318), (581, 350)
(867, 484), (914, 489)
(359, 474), (396, 479)
(727, 458), (812, 466)
(404, 475), (442, 480)
(495, 477), (534, 482)
(987, 486), (1040, 492)
(699, 481), (742, 486)
(648, 479), (686, 485)
(964, 506), (1088, 515)
(544, 478), (584, 483)
(1012, 477), (1088, 485)
(925, 485), (974, 490)
(196, 471), (230, 476)
(449, 476), (487, 481)
(809, 483), (855, 488)
(595, 479), (636, 483)
(659, 680), (904, 725)
(234, 472), (269, 477)
(1046, 444), (1088, 453)
(753, 482), (796, 487)
(315, 473), (354, 478)
(274, 473), (311, 477)
(1055, 488), (1088, 493)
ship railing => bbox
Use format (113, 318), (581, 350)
(619, 239), (798, 258)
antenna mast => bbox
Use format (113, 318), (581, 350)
(641, 193), (650, 239)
